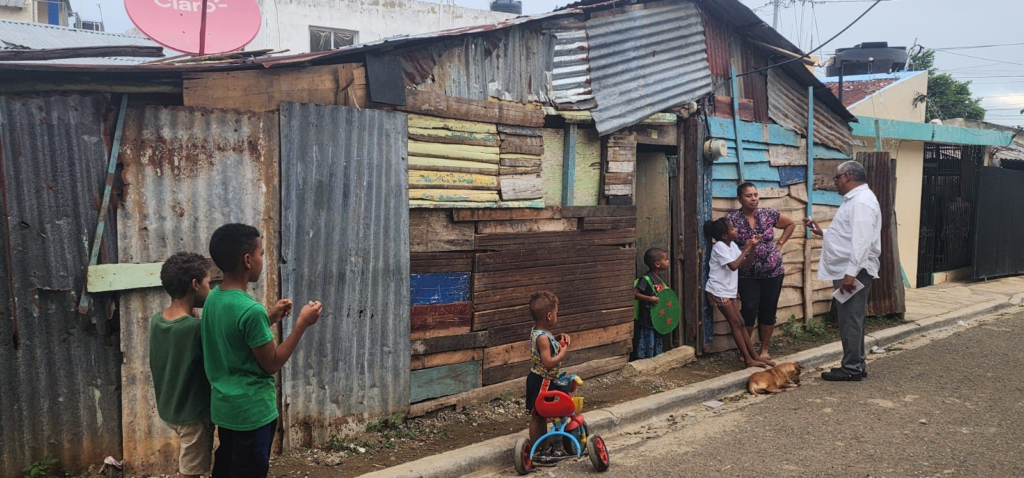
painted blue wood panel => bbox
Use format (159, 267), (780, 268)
(411, 272), (471, 305)
(712, 180), (781, 198)
(707, 116), (801, 147)
(713, 162), (780, 181)
(853, 116), (1013, 146)
(811, 189), (845, 206)
(778, 166), (807, 186)
(410, 361), (482, 403)
(716, 147), (769, 164)
(813, 145), (852, 159)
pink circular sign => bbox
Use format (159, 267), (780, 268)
(125, 0), (261, 55)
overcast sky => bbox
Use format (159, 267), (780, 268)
(87, 0), (1023, 126)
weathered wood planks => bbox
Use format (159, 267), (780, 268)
(411, 332), (488, 356)
(399, 90), (545, 127)
(410, 210), (475, 252)
(183, 63), (369, 112)
(411, 361), (482, 403)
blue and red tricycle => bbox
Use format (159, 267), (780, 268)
(513, 373), (610, 474)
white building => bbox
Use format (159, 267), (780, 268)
(250, 0), (515, 54)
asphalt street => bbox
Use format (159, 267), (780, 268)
(488, 308), (1024, 478)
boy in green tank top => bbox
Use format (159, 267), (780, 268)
(202, 224), (323, 478)
(150, 252), (214, 478)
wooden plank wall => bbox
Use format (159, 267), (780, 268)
(409, 206), (637, 413)
(182, 63), (369, 112)
(408, 114), (546, 209)
(470, 206), (637, 385)
(604, 130), (638, 202)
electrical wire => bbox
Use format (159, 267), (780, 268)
(708, 0), (884, 96)
(932, 49), (1024, 69)
(931, 42), (1024, 51)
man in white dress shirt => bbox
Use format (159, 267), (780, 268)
(803, 160), (881, 382)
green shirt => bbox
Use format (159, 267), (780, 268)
(200, 286), (278, 431)
(149, 312), (210, 425)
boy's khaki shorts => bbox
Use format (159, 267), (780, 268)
(168, 417), (214, 475)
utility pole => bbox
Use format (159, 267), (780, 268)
(773, 0), (780, 29)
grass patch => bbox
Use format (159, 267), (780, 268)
(780, 317), (833, 342)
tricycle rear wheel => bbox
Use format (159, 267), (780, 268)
(514, 437), (533, 475)
(588, 434), (610, 472)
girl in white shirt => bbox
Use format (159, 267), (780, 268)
(703, 218), (774, 368)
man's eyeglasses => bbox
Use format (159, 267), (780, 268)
(832, 172), (848, 183)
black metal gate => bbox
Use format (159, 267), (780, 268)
(972, 166), (1024, 280)
(916, 144), (984, 287)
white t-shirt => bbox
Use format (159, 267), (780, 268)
(706, 241), (742, 299)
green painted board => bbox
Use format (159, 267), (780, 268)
(574, 128), (601, 206)
(541, 128), (565, 206)
(410, 360), (482, 403)
(651, 288), (681, 335)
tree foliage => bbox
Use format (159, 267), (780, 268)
(910, 49), (986, 122)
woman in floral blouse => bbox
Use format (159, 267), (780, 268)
(726, 182), (797, 361)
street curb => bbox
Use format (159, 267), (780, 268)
(363, 295), (1021, 478)
(620, 345), (696, 377)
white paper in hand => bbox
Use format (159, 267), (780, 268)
(832, 279), (865, 304)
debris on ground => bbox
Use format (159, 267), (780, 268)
(702, 400), (725, 409)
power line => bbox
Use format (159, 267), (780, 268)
(931, 49), (1024, 68)
(932, 42), (1024, 51)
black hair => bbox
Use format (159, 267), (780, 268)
(209, 223), (261, 273)
(529, 291), (559, 322)
(643, 247), (668, 269)
(737, 182), (757, 197)
(160, 252), (211, 299)
(703, 218), (730, 242)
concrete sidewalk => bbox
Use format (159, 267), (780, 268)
(364, 276), (1024, 478)
(904, 275), (1024, 321)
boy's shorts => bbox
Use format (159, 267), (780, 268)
(525, 372), (574, 413)
(167, 417), (214, 475)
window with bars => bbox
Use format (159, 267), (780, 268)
(309, 26), (358, 52)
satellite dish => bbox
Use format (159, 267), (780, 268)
(125, 0), (261, 55)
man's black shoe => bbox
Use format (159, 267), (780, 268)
(821, 369), (862, 381)
(829, 367), (867, 378)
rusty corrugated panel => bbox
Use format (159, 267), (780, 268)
(546, 17), (595, 110)
(700, 7), (731, 89)
(0, 94), (121, 477)
(279, 102), (410, 449)
(742, 45), (770, 123)
(401, 24), (554, 104)
(860, 152), (906, 316)
(586, 1), (712, 135)
(117, 105), (280, 475)
(768, 68), (853, 153)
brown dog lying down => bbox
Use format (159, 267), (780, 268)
(747, 362), (802, 397)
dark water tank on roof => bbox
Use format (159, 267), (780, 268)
(490, 0), (522, 15)
(826, 42), (909, 76)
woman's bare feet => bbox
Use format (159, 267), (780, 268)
(759, 353), (775, 366)
(745, 360), (769, 368)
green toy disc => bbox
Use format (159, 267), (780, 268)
(651, 288), (681, 335)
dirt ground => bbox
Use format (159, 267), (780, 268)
(263, 316), (904, 478)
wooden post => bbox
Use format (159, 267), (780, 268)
(562, 123), (578, 205)
(730, 66), (746, 182)
(803, 87), (815, 325)
(681, 116), (702, 350)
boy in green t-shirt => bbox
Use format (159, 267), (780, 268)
(202, 224), (323, 478)
(150, 252), (214, 478)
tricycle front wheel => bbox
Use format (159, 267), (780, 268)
(514, 437), (533, 475)
(588, 434), (610, 472)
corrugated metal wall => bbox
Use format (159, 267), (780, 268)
(701, 8), (769, 123)
(860, 151), (906, 317)
(117, 106), (281, 475)
(279, 102), (410, 449)
(401, 25), (555, 104)
(768, 69), (852, 153)
(0, 94), (121, 477)
(586, 0), (712, 135)
(547, 17), (595, 110)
